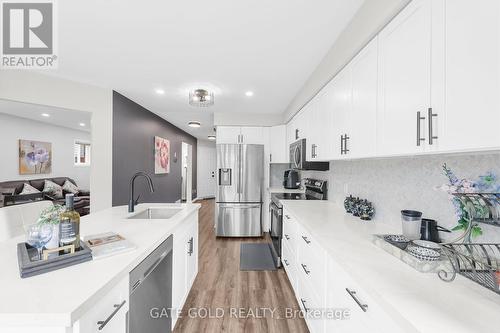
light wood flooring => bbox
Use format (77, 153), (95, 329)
(173, 199), (309, 333)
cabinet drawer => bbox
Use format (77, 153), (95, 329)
(297, 225), (326, 300)
(75, 276), (129, 333)
(326, 257), (402, 332)
(298, 275), (325, 333)
(282, 209), (298, 252)
(282, 240), (297, 291)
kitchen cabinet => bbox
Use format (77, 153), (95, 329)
(325, 257), (401, 333)
(286, 117), (297, 147)
(349, 37), (379, 158)
(172, 214), (198, 327)
(329, 66), (352, 160)
(216, 126), (241, 144)
(74, 277), (129, 333)
(286, 108), (310, 148)
(377, 0), (442, 156)
(216, 126), (266, 144)
(282, 207), (405, 333)
(269, 125), (288, 163)
(440, 0), (500, 152)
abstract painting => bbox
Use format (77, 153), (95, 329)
(154, 136), (170, 174)
(19, 140), (52, 174)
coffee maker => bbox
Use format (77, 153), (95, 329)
(283, 169), (300, 189)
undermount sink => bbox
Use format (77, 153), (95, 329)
(128, 207), (183, 220)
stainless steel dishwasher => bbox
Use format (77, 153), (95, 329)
(129, 236), (173, 333)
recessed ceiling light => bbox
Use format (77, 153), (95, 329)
(207, 135), (216, 140)
(245, 91), (254, 97)
(41, 113), (50, 117)
(188, 121), (201, 128)
(155, 88), (165, 95)
(79, 123), (86, 127)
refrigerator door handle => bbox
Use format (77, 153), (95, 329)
(218, 204), (261, 209)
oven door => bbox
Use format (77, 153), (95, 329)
(269, 202), (282, 267)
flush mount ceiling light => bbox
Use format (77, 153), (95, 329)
(79, 123), (86, 127)
(189, 89), (214, 107)
(188, 121), (201, 128)
(207, 135), (216, 140)
(245, 91), (254, 97)
(41, 113), (50, 117)
(155, 88), (165, 95)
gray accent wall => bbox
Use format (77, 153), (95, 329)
(112, 92), (197, 206)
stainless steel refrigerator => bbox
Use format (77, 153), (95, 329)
(216, 144), (264, 237)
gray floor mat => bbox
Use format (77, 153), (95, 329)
(240, 243), (277, 271)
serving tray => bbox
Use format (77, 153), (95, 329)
(372, 235), (451, 274)
(17, 242), (92, 278)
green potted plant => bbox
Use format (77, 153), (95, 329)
(36, 205), (65, 249)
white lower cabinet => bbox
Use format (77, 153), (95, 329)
(282, 210), (402, 333)
(74, 276), (129, 333)
(172, 214), (199, 328)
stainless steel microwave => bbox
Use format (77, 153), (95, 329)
(289, 139), (329, 171)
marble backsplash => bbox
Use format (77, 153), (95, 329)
(301, 152), (500, 243)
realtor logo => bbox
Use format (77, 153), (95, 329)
(1, 0), (57, 68)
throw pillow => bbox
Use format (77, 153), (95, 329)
(43, 180), (63, 199)
(20, 183), (41, 195)
(62, 180), (79, 194)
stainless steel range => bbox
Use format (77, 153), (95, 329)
(269, 178), (327, 267)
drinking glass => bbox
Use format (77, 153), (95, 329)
(26, 224), (53, 261)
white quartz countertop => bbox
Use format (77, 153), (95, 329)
(267, 186), (304, 193)
(0, 203), (200, 327)
(282, 200), (500, 333)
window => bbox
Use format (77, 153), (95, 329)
(74, 141), (91, 166)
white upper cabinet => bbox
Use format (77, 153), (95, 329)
(240, 127), (267, 144)
(349, 37), (379, 158)
(216, 126), (266, 144)
(307, 88), (333, 161)
(440, 0), (500, 151)
(216, 126), (242, 144)
(269, 125), (288, 163)
(377, 0), (438, 156)
(330, 65), (352, 160)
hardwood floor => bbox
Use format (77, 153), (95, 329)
(174, 199), (309, 333)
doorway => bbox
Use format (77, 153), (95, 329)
(196, 140), (216, 199)
(181, 142), (193, 202)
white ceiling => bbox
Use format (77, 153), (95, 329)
(49, 0), (364, 139)
(0, 99), (92, 132)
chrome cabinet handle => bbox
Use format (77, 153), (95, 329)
(284, 234), (290, 240)
(295, 128), (299, 140)
(97, 300), (127, 330)
(416, 111), (426, 146)
(340, 135), (344, 154)
(300, 298), (309, 312)
(301, 236), (311, 244)
(428, 108), (438, 145)
(346, 288), (368, 312)
(301, 263), (311, 275)
(344, 134), (350, 154)
(187, 237), (194, 256)
(284, 259), (289, 266)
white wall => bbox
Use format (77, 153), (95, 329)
(196, 140), (216, 199)
(0, 71), (113, 212)
(0, 113), (91, 189)
(284, 0), (410, 122)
